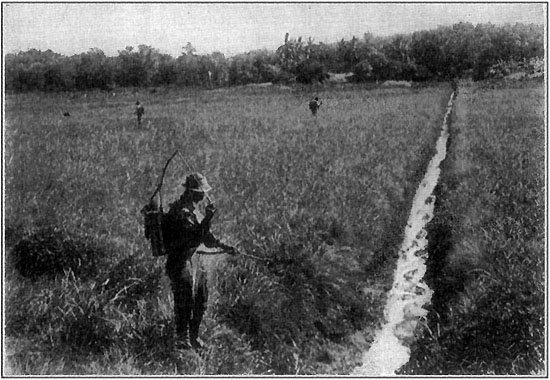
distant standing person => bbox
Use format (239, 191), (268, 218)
(451, 78), (458, 95)
(135, 101), (145, 126)
(309, 96), (322, 116)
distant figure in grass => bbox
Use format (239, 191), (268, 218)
(309, 96), (322, 116)
(162, 173), (239, 350)
(63, 112), (70, 117)
(451, 78), (459, 95)
(135, 101), (145, 126)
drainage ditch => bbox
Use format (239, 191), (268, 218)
(352, 92), (456, 375)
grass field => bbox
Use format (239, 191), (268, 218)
(4, 83), (451, 375)
(400, 79), (546, 375)
(6, 79), (543, 375)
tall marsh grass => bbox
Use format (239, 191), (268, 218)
(5, 84), (451, 374)
(401, 80), (545, 375)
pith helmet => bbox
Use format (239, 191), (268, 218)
(184, 172), (212, 192)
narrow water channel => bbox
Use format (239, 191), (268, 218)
(353, 92), (456, 375)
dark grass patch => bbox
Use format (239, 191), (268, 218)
(9, 226), (110, 280)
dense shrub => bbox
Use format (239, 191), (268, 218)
(5, 23), (542, 92)
(488, 57), (544, 79)
(352, 60), (373, 81)
(295, 60), (329, 84)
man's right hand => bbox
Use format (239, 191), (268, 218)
(200, 204), (217, 231)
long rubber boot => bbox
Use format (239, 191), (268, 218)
(189, 317), (203, 350)
(189, 273), (208, 350)
(173, 281), (193, 350)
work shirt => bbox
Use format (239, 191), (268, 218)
(162, 198), (221, 260)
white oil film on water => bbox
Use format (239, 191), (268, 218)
(353, 93), (455, 375)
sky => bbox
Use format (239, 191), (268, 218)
(2, 2), (546, 57)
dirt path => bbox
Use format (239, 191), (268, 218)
(353, 92), (456, 375)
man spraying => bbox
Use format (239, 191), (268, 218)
(141, 151), (241, 350)
(149, 172), (237, 350)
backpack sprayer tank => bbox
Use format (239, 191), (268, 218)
(141, 150), (180, 257)
(141, 150), (215, 257)
(141, 197), (166, 257)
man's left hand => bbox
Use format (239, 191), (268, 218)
(205, 204), (217, 219)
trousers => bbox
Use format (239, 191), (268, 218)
(166, 252), (208, 341)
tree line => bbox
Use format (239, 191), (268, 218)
(5, 22), (544, 92)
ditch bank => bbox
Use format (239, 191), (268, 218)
(352, 92), (456, 375)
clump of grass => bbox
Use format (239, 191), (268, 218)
(102, 254), (164, 309)
(212, 241), (382, 374)
(6, 252), (170, 374)
(9, 226), (110, 280)
(6, 270), (113, 354)
(201, 325), (269, 375)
